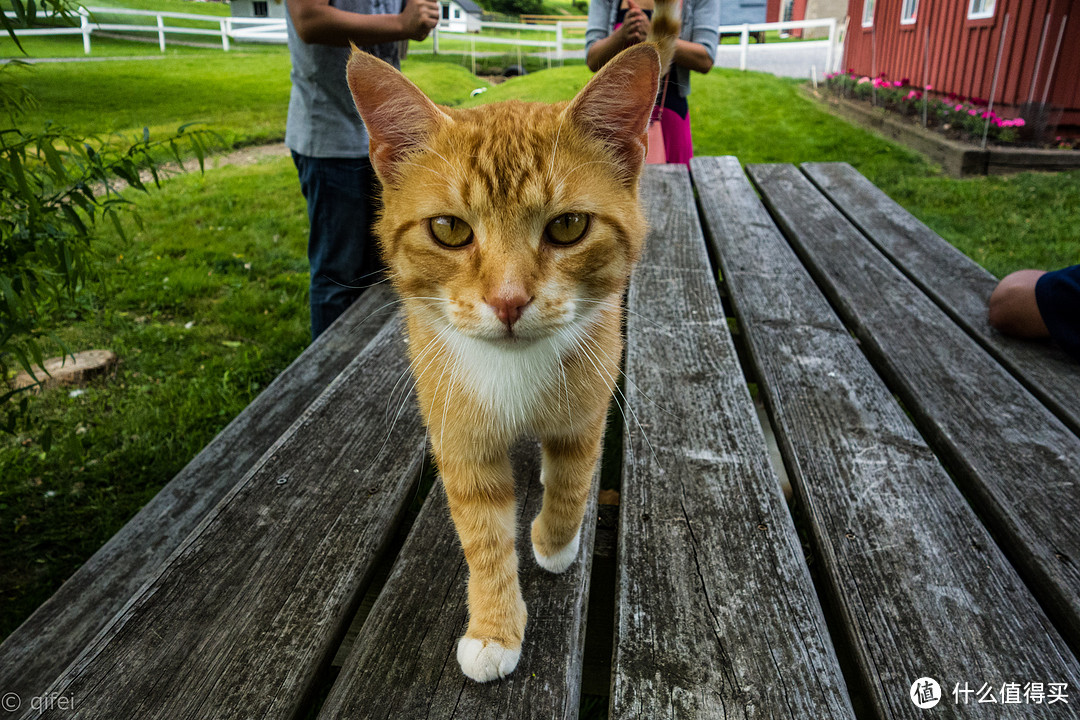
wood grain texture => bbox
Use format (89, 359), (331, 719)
(694, 156), (1080, 719)
(748, 161), (1080, 655)
(27, 315), (428, 720)
(801, 161), (1080, 438)
(612, 164), (854, 719)
(318, 441), (599, 720)
(0, 285), (398, 714)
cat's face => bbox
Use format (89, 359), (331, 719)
(347, 47), (660, 348)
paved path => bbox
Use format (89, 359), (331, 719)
(712, 39), (835, 79)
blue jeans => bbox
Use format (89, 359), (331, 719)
(292, 152), (385, 340)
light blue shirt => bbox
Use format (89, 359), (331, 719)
(585, 0), (720, 98)
(285, 0), (402, 158)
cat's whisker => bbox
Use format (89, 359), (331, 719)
(575, 297), (668, 332)
(380, 335), (449, 466)
(318, 270), (394, 292)
(563, 324), (640, 470)
(549, 337), (574, 429)
(386, 330), (437, 418)
(395, 159), (453, 183)
(552, 158), (622, 190)
(344, 291), (424, 338)
(568, 323), (659, 467)
(424, 145), (469, 187)
(387, 324), (452, 420)
(439, 350), (464, 452)
(573, 320), (680, 421)
(546, 115), (566, 187)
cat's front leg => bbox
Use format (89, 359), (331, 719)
(440, 452), (527, 682)
(532, 416), (604, 574)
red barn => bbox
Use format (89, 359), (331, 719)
(842, 0), (1080, 131)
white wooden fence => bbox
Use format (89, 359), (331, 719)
(4, 9), (841, 75)
(3, 7), (285, 52)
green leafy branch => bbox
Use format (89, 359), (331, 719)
(0, 11), (215, 440)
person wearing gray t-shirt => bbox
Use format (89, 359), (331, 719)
(286, 0), (438, 338)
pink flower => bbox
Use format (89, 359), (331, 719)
(955, 104), (964, 111)
(893, 80), (904, 88)
(926, 85), (933, 91)
(858, 76), (870, 84)
(969, 109), (978, 116)
(1015, 118), (1025, 127)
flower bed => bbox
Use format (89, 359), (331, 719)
(824, 71), (1077, 150)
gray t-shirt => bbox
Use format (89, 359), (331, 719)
(285, 0), (401, 159)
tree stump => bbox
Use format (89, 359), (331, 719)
(11, 350), (118, 392)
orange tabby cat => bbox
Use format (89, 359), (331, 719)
(345, 7), (677, 682)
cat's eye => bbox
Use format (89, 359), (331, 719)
(545, 213), (590, 246)
(429, 216), (473, 248)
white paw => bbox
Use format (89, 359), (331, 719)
(532, 526), (581, 574)
(457, 636), (521, 682)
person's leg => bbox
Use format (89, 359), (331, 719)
(292, 152), (384, 340)
(988, 269), (1049, 338)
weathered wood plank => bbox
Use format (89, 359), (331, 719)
(0, 285), (397, 711)
(802, 161), (1080, 437)
(749, 161), (1080, 653)
(29, 316), (428, 720)
(318, 441), (598, 720)
(612, 164), (854, 718)
(695, 156), (1080, 719)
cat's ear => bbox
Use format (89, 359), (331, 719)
(564, 44), (660, 183)
(346, 45), (452, 184)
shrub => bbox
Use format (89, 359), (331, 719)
(1, 5), (209, 442)
(823, 71), (1025, 145)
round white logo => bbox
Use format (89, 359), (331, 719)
(1, 693), (20, 712)
(910, 677), (942, 709)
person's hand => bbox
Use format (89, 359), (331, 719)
(400, 0), (439, 41)
(619, 0), (650, 46)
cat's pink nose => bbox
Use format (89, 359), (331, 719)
(488, 292), (533, 329)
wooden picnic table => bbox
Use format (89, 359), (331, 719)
(2, 158), (1080, 719)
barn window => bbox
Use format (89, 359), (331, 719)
(861, 0), (874, 27)
(967, 0), (995, 19)
(453, 7), (461, 17)
(441, 3), (450, 19)
(253, 1), (268, 16)
(900, 0), (917, 24)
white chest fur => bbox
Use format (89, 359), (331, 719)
(443, 330), (571, 432)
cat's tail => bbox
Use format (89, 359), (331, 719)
(647, 0), (680, 78)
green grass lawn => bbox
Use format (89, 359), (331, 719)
(2, 49), (1078, 682)
(13, 51), (292, 143)
(0, 157), (313, 641)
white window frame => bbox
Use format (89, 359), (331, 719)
(861, 0), (874, 27)
(900, 0), (917, 24)
(967, 0), (995, 20)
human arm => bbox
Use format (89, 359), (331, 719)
(586, 0), (650, 71)
(673, 37), (712, 73)
(677, 0), (718, 73)
(288, 0), (439, 46)
(988, 270), (1050, 338)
